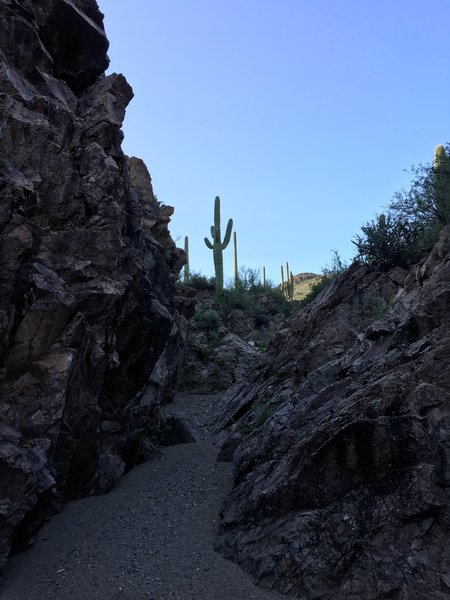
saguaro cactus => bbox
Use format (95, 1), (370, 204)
(288, 271), (294, 300)
(183, 235), (190, 284)
(434, 144), (450, 223)
(233, 231), (238, 288)
(286, 262), (290, 297)
(434, 144), (446, 170)
(204, 196), (233, 293)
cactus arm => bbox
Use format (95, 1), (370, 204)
(222, 218), (233, 249)
(210, 226), (216, 239)
(204, 237), (213, 250)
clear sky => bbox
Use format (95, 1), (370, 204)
(99, 0), (450, 283)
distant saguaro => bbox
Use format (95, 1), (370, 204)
(204, 196), (233, 293)
(183, 235), (190, 284)
(234, 231), (238, 288)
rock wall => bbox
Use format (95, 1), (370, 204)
(0, 0), (186, 572)
(215, 229), (450, 599)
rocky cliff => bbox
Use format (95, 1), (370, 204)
(0, 0), (186, 573)
(215, 228), (450, 599)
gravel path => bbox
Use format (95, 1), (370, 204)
(1, 393), (290, 600)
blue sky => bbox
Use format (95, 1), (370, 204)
(99, 0), (450, 282)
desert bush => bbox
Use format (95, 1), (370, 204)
(217, 266), (297, 325)
(353, 213), (428, 269)
(188, 272), (215, 290)
(361, 292), (391, 325)
(353, 145), (450, 268)
(192, 308), (222, 330)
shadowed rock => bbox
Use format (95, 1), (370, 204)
(0, 0), (187, 574)
(215, 228), (450, 600)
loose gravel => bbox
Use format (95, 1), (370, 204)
(1, 393), (290, 600)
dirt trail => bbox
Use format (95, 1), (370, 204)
(1, 393), (289, 600)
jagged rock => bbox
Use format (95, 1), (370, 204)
(215, 228), (450, 599)
(179, 286), (291, 393)
(0, 0), (187, 575)
(159, 415), (201, 446)
(182, 332), (259, 393)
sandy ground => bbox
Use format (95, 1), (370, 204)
(0, 393), (290, 600)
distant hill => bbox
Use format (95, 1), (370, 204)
(292, 272), (322, 300)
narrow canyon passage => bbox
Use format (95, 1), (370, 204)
(0, 394), (288, 600)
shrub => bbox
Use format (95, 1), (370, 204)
(233, 266), (263, 291)
(353, 146), (450, 268)
(361, 292), (391, 325)
(188, 272), (215, 290)
(353, 213), (429, 269)
(217, 266), (297, 324)
(192, 308), (222, 330)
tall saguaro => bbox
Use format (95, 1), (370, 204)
(204, 196), (233, 293)
(434, 144), (450, 223)
(234, 231), (238, 288)
(183, 235), (190, 284)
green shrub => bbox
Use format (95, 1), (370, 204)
(192, 308), (222, 330)
(217, 269), (297, 324)
(188, 272), (215, 290)
(353, 213), (430, 269)
(353, 146), (450, 269)
(233, 266), (263, 291)
(254, 402), (274, 426)
(361, 292), (391, 325)
(238, 402), (275, 435)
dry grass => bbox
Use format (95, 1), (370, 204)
(292, 275), (322, 300)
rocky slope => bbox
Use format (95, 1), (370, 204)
(180, 287), (291, 393)
(214, 228), (450, 599)
(0, 0), (187, 574)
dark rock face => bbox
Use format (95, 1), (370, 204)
(0, 0), (186, 573)
(215, 229), (450, 599)
(183, 329), (260, 394)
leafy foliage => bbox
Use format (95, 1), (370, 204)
(361, 292), (391, 325)
(353, 213), (429, 268)
(192, 308), (221, 331)
(187, 271), (215, 290)
(353, 145), (450, 268)
(218, 267), (297, 323)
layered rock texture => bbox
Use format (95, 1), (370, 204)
(215, 228), (450, 599)
(0, 0), (186, 573)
